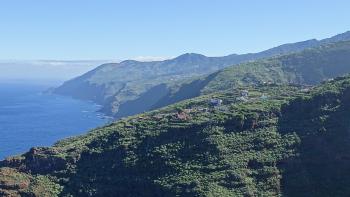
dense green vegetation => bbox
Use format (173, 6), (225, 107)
(278, 76), (350, 196)
(3, 75), (350, 196)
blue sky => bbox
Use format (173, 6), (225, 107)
(1, 0), (350, 60)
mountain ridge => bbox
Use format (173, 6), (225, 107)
(54, 31), (350, 118)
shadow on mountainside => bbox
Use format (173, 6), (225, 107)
(278, 88), (350, 197)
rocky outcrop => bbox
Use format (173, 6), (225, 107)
(1, 148), (68, 175)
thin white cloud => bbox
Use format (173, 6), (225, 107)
(0, 60), (114, 81)
(131, 56), (172, 62)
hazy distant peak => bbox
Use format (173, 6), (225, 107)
(172, 53), (208, 62)
(119, 59), (140, 64)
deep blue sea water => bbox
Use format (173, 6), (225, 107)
(0, 83), (110, 160)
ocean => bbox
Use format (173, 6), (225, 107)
(0, 82), (110, 160)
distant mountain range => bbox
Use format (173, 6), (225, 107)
(54, 31), (350, 118)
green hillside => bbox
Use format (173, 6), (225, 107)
(154, 41), (350, 109)
(205, 41), (350, 92)
(2, 75), (350, 196)
(54, 31), (350, 118)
